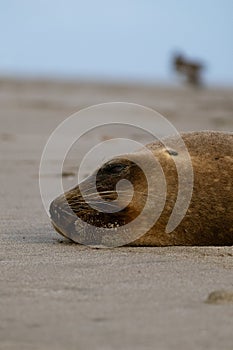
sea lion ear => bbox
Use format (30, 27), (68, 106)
(165, 149), (178, 156)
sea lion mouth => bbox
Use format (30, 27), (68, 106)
(52, 221), (69, 239)
(50, 204), (119, 247)
(49, 192), (127, 245)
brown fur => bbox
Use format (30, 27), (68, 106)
(50, 131), (233, 246)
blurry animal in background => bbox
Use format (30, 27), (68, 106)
(173, 54), (204, 86)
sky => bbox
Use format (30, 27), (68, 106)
(0, 0), (233, 85)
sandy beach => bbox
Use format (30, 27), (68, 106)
(0, 78), (233, 350)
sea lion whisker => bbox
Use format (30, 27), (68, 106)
(67, 198), (120, 209)
(79, 190), (117, 197)
(82, 190), (159, 199)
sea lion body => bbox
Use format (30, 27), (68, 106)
(50, 131), (233, 246)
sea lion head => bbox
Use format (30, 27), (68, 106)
(49, 151), (155, 246)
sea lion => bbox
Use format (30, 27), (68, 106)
(50, 131), (233, 246)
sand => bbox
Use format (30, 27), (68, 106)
(0, 78), (233, 350)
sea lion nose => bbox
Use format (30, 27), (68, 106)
(49, 195), (76, 232)
(49, 198), (62, 224)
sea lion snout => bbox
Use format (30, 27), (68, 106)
(50, 195), (77, 238)
(49, 156), (146, 243)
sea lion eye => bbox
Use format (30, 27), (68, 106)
(166, 149), (178, 156)
(103, 163), (127, 174)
